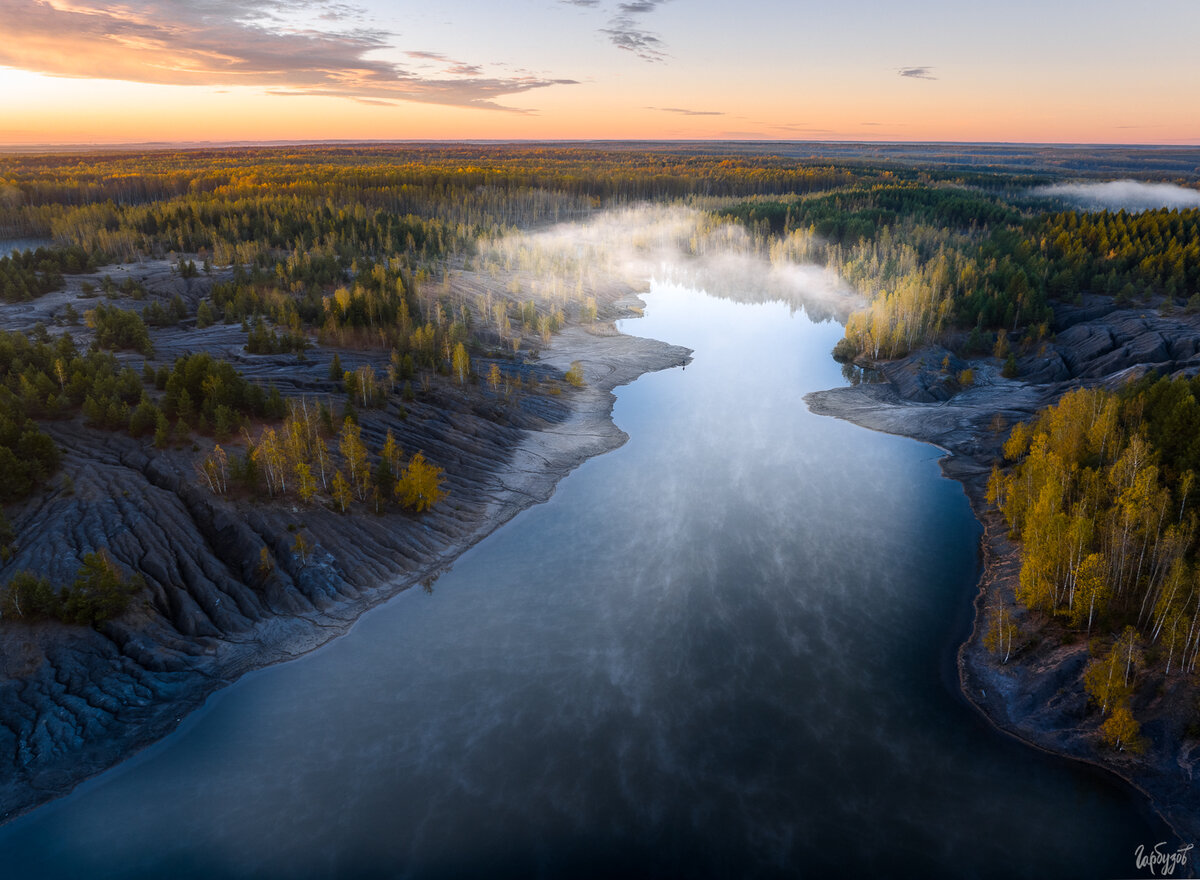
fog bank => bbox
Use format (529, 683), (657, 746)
(1031, 180), (1200, 212)
(478, 204), (861, 322)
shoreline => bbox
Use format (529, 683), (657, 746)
(0, 290), (692, 826)
(805, 376), (1200, 847)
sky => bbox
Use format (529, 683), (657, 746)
(0, 0), (1197, 146)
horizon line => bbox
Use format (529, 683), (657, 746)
(3, 137), (1200, 155)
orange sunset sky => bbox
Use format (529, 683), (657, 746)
(1, 0), (1197, 146)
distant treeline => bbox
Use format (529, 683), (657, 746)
(722, 183), (1022, 242)
(0, 146), (880, 364)
(0, 145), (863, 246)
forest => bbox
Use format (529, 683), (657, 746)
(2, 144), (1199, 645)
(725, 185), (1200, 361)
(0, 146), (900, 525)
(5, 145), (876, 625)
(988, 375), (1200, 752)
(9, 146), (1196, 372)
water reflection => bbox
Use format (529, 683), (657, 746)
(841, 361), (885, 386)
(0, 283), (1167, 879)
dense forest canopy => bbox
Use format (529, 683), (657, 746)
(6, 144), (1197, 357)
(0, 145), (863, 243)
(988, 375), (1200, 752)
(724, 182), (1200, 360)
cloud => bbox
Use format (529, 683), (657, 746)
(0, 0), (574, 110)
(405, 50), (483, 77)
(897, 67), (937, 80)
(598, 0), (670, 61)
(648, 107), (724, 117)
(1030, 181), (1200, 212)
(601, 22), (667, 61)
(560, 0), (671, 62)
(770, 124), (832, 134)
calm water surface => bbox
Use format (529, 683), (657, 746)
(0, 283), (1169, 878)
(0, 237), (55, 254)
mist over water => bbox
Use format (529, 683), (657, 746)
(0, 282), (1166, 878)
(480, 204), (862, 321)
(1031, 180), (1200, 212)
(0, 264), (1166, 873)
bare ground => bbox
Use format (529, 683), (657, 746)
(0, 261), (690, 823)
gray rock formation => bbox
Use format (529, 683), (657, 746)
(0, 265), (690, 822)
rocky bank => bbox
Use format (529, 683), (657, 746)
(807, 294), (1200, 845)
(0, 261), (690, 823)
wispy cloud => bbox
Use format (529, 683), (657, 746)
(0, 0), (574, 110)
(897, 66), (937, 80)
(771, 124), (832, 134)
(648, 106), (724, 117)
(405, 50), (483, 77)
(560, 0), (671, 62)
(616, 0), (662, 11)
(600, 0), (671, 61)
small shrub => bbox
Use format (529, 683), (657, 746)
(564, 361), (585, 387)
(0, 571), (61, 620)
(0, 549), (141, 625)
(62, 550), (142, 625)
(831, 337), (858, 362)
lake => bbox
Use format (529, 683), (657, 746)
(0, 238), (54, 255)
(0, 281), (1167, 878)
